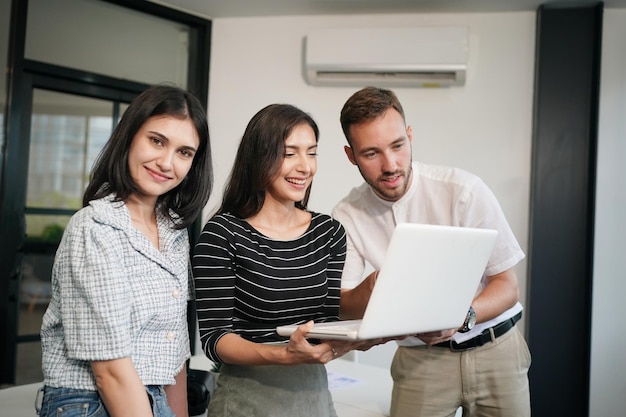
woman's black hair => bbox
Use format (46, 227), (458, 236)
(219, 104), (319, 218)
(83, 84), (213, 229)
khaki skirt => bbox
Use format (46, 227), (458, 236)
(207, 363), (337, 417)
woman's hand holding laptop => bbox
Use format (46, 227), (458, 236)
(287, 321), (387, 363)
(287, 321), (402, 361)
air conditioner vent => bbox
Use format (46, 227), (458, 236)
(304, 27), (468, 88)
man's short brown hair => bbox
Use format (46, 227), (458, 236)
(340, 86), (406, 145)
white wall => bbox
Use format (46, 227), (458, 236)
(206, 12), (535, 367)
(589, 8), (626, 417)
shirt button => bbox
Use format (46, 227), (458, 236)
(172, 289), (181, 298)
(166, 331), (176, 341)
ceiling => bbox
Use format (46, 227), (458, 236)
(153, 0), (625, 19)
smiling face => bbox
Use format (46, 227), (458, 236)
(127, 115), (200, 202)
(266, 123), (318, 206)
(344, 108), (413, 202)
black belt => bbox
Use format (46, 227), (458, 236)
(433, 311), (522, 352)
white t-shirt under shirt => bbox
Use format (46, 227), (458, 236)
(332, 161), (525, 346)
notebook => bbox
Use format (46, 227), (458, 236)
(276, 223), (498, 340)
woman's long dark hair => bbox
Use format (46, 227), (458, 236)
(219, 104), (319, 219)
(83, 85), (213, 229)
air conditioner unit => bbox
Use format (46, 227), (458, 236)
(304, 27), (468, 88)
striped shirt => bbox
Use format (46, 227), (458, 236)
(192, 212), (346, 363)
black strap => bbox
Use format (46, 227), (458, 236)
(433, 311), (522, 351)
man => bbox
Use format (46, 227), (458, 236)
(333, 86), (531, 417)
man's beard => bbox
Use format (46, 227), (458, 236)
(358, 163), (413, 202)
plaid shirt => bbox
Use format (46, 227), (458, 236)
(41, 195), (191, 390)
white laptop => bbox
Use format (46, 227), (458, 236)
(276, 223), (498, 340)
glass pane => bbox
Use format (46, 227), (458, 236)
(27, 89), (114, 210)
(26, 0), (189, 87)
(15, 341), (44, 386)
(19, 254), (54, 333)
(18, 253), (52, 385)
(25, 214), (73, 243)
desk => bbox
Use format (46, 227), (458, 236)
(326, 359), (392, 417)
(0, 357), (392, 417)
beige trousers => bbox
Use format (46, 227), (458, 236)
(390, 326), (531, 417)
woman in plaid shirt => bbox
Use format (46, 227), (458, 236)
(37, 85), (213, 417)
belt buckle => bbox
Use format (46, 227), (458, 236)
(448, 339), (476, 352)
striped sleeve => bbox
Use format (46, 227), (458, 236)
(192, 216), (236, 362)
(321, 218), (346, 320)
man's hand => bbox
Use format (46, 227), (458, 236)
(414, 328), (458, 345)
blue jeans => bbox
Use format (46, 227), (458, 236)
(36, 385), (175, 417)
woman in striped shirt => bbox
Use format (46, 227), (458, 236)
(192, 104), (368, 417)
